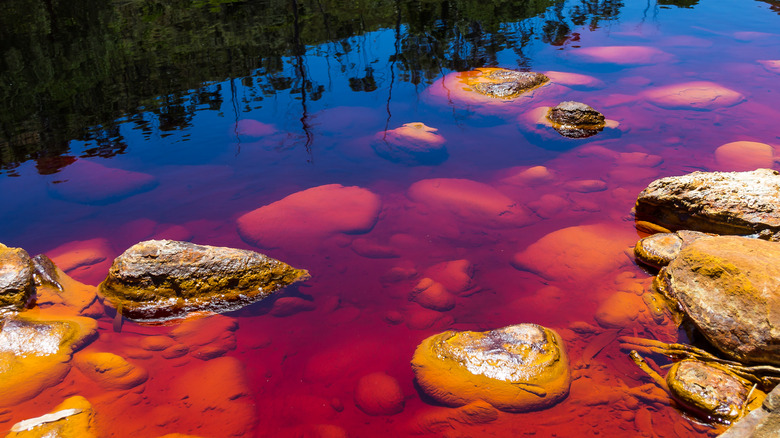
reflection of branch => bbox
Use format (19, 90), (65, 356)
(230, 77), (242, 156)
(383, 0), (402, 138)
(292, 0), (314, 162)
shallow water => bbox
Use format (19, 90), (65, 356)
(1, 0), (780, 436)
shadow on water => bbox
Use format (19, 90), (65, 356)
(0, 0), (632, 175)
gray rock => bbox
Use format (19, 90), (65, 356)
(720, 386), (780, 438)
(0, 242), (34, 308)
(471, 70), (549, 99)
(98, 240), (310, 321)
(636, 169), (780, 239)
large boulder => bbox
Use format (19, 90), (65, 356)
(0, 243), (34, 308)
(411, 324), (571, 412)
(658, 235), (780, 365)
(635, 169), (780, 239)
(98, 240), (309, 321)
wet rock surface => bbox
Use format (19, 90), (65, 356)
(469, 69), (549, 99)
(547, 101), (606, 138)
(720, 385), (780, 438)
(98, 240), (309, 321)
(411, 323), (571, 412)
(0, 243), (34, 308)
(634, 230), (712, 268)
(658, 235), (780, 365)
(372, 122), (448, 165)
(667, 360), (751, 423)
(635, 169), (780, 239)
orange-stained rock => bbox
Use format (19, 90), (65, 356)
(237, 184), (382, 249)
(74, 352), (148, 390)
(168, 356), (255, 437)
(594, 292), (645, 328)
(544, 71), (605, 89)
(408, 178), (535, 228)
(572, 46), (672, 65)
(0, 311), (98, 408)
(6, 395), (97, 438)
(235, 119), (277, 137)
(410, 279), (455, 312)
(423, 259), (474, 294)
(643, 82), (744, 110)
(511, 224), (634, 282)
(411, 324), (571, 412)
(0, 242), (34, 308)
(33, 259), (98, 316)
(354, 372), (405, 416)
(170, 314), (238, 360)
(759, 60), (780, 75)
(47, 160), (158, 205)
(270, 296), (316, 317)
(425, 68), (549, 107)
(715, 141), (775, 171)
(372, 122), (448, 165)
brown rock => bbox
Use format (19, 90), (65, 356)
(98, 240), (309, 321)
(667, 360), (752, 423)
(411, 324), (571, 412)
(635, 169), (780, 239)
(236, 184), (382, 249)
(0, 243), (34, 308)
(467, 68), (549, 99)
(660, 235), (780, 365)
(547, 101), (606, 139)
(634, 230), (712, 269)
(354, 372), (405, 416)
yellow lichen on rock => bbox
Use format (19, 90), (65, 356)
(6, 395), (98, 438)
(411, 324), (571, 412)
(458, 68), (549, 100)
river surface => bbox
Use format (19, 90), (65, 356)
(1, 0), (779, 436)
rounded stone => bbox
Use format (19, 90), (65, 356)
(715, 141), (775, 172)
(667, 360), (750, 423)
(0, 243), (34, 308)
(634, 233), (683, 268)
(411, 324), (571, 412)
(74, 352), (148, 390)
(354, 372), (405, 416)
(547, 101), (606, 139)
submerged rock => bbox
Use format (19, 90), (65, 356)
(547, 101), (606, 139)
(634, 230), (712, 269)
(74, 352), (148, 390)
(667, 360), (753, 424)
(0, 243), (34, 309)
(372, 122), (448, 165)
(635, 169), (780, 239)
(411, 324), (571, 412)
(98, 240), (309, 321)
(354, 372), (405, 416)
(658, 235), (780, 365)
(7, 395), (98, 438)
(643, 81), (744, 110)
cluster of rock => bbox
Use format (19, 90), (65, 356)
(0, 238), (309, 436)
(631, 168), (780, 431)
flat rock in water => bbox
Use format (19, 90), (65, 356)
(572, 46), (671, 65)
(0, 243), (34, 308)
(715, 141), (775, 172)
(411, 323), (571, 412)
(372, 122), (448, 165)
(47, 160), (158, 205)
(237, 184), (382, 249)
(408, 178), (535, 228)
(98, 240), (309, 321)
(635, 169), (780, 239)
(643, 81), (744, 110)
(659, 235), (780, 365)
